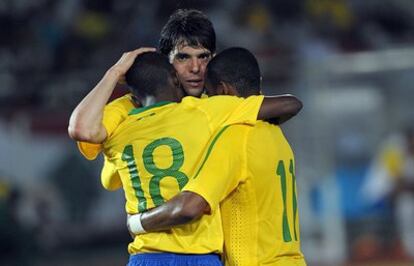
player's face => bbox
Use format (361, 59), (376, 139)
(169, 44), (212, 97)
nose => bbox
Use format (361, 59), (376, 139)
(189, 57), (200, 74)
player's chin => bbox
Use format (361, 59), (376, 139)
(184, 86), (204, 97)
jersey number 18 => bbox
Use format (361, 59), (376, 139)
(122, 137), (189, 212)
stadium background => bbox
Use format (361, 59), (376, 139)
(0, 0), (413, 265)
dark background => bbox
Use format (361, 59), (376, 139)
(1, 0), (414, 265)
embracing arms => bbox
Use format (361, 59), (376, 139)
(259, 94), (302, 124)
(128, 192), (209, 233)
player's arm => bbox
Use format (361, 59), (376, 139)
(68, 47), (155, 143)
(128, 126), (246, 235)
(128, 192), (210, 233)
(259, 94), (302, 124)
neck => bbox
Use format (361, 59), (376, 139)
(134, 86), (184, 106)
(154, 92), (181, 103)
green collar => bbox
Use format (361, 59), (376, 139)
(128, 101), (174, 116)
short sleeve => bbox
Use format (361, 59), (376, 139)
(77, 142), (102, 160)
(77, 94), (135, 160)
(102, 94), (135, 138)
(196, 95), (264, 130)
(183, 125), (249, 212)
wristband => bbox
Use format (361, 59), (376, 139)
(128, 213), (146, 234)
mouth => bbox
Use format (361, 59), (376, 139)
(186, 79), (203, 88)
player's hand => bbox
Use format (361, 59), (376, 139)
(110, 47), (156, 82)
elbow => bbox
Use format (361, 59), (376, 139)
(290, 96), (303, 116)
(271, 95), (303, 125)
(68, 110), (106, 143)
(68, 121), (99, 143)
(68, 112), (84, 140)
(171, 207), (202, 223)
(171, 202), (204, 223)
(283, 94), (303, 117)
(68, 122), (88, 141)
(68, 123), (82, 140)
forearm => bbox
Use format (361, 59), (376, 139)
(258, 94), (303, 123)
(68, 69), (121, 143)
(128, 192), (209, 234)
(141, 200), (195, 232)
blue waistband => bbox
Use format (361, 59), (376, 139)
(128, 253), (222, 266)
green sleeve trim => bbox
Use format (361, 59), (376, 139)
(193, 125), (231, 179)
(128, 101), (173, 115)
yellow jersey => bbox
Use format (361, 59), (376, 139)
(78, 93), (209, 190)
(78, 93), (208, 160)
(103, 95), (264, 255)
(184, 121), (306, 266)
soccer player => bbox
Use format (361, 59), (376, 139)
(128, 48), (307, 266)
(96, 51), (302, 265)
(69, 9), (216, 160)
(69, 9), (218, 190)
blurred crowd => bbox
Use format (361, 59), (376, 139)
(1, 0), (414, 265)
(0, 0), (413, 115)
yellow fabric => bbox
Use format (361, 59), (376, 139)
(77, 94), (135, 160)
(101, 155), (122, 191)
(380, 146), (404, 179)
(184, 121), (306, 266)
(103, 95), (263, 255)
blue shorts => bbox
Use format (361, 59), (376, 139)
(127, 253), (222, 266)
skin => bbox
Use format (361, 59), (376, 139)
(169, 44), (213, 97)
(129, 191), (210, 233)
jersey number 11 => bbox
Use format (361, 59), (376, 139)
(276, 159), (298, 242)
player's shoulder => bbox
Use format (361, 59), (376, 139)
(250, 120), (285, 139)
(223, 124), (253, 139)
(182, 95), (243, 107)
(256, 120), (281, 130)
(200, 94), (263, 108)
(128, 101), (177, 118)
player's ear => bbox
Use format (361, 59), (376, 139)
(131, 95), (142, 107)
